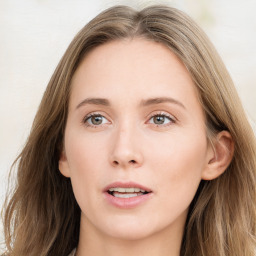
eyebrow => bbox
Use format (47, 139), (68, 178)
(76, 97), (185, 109)
(140, 97), (186, 109)
(76, 98), (110, 109)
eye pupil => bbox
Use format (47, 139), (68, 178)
(153, 116), (165, 124)
(91, 116), (103, 125)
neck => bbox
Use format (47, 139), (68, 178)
(76, 215), (185, 256)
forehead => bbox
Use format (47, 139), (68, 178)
(70, 38), (201, 111)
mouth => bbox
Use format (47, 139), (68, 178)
(103, 182), (153, 208)
(107, 187), (150, 198)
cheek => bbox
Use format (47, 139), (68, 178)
(64, 132), (107, 208)
(149, 131), (207, 200)
(65, 127), (108, 171)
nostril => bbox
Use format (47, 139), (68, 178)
(111, 159), (138, 166)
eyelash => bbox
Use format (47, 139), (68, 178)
(82, 112), (109, 128)
(82, 112), (176, 128)
(147, 112), (176, 127)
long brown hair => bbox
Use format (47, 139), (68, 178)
(2, 5), (256, 256)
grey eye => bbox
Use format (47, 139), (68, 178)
(153, 115), (165, 124)
(148, 114), (174, 126)
(84, 114), (109, 126)
(91, 115), (103, 125)
(149, 115), (172, 125)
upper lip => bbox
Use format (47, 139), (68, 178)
(103, 181), (152, 193)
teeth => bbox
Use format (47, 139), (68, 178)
(113, 192), (143, 198)
(108, 187), (146, 193)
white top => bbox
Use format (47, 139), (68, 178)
(68, 249), (76, 256)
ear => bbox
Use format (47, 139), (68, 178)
(59, 149), (71, 178)
(202, 131), (234, 180)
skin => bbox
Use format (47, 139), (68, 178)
(59, 39), (233, 256)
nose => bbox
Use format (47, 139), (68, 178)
(109, 125), (143, 169)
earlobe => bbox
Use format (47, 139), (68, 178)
(202, 131), (234, 180)
(58, 150), (71, 178)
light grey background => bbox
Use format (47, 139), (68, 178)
(0, 0), (255, 250)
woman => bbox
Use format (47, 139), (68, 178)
(2, 5), (255, 256)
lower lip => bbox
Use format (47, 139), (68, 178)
(103, 192), (153, 209)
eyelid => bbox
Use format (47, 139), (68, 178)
(82, 112), (111, 128)
(81, 110), (177, 128)
(146, 111), (177, 126)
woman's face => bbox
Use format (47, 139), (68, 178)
(59, 39), (213, 241)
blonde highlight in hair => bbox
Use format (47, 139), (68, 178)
(2, 5), (255, 256)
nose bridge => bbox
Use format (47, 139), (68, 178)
(109, 118), (143, 168)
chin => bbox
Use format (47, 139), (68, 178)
(99, 216), (163, 241)
(107, 226), (155, 241)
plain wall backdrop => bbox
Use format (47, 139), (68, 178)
(0, 0), (255, 250)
